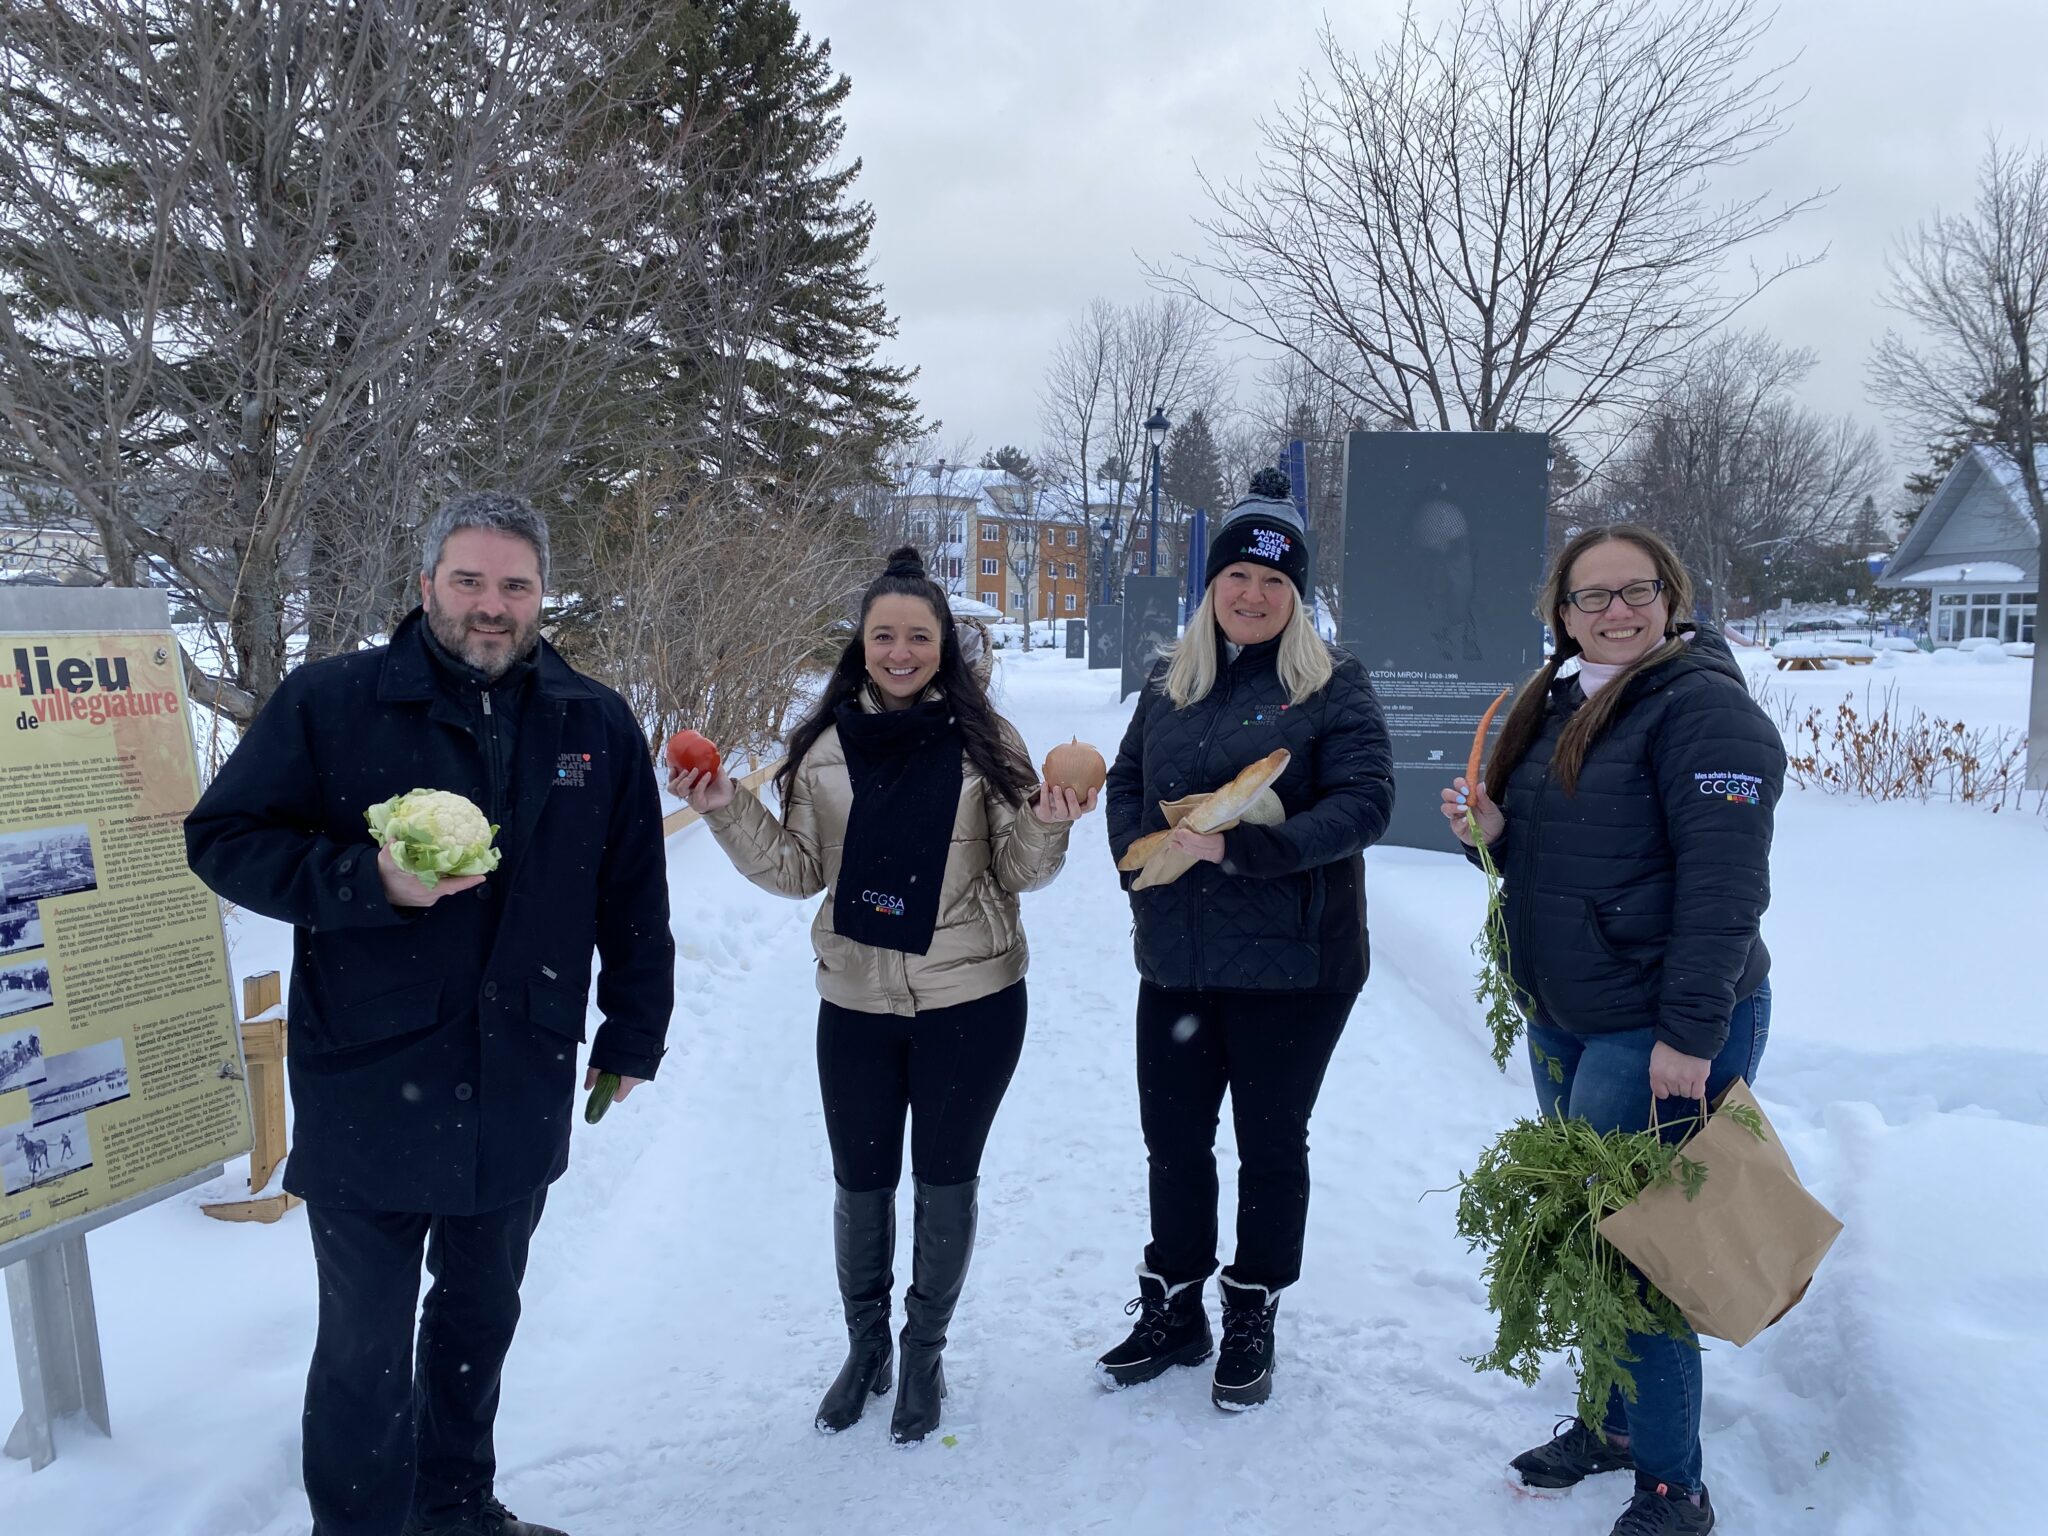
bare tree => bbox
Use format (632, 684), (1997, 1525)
(932, 442), (987, 595)
(1870, 138), (2048, 788)
(1160, 0), (1823, 458)
(1039, 296), (1225, 597)
(1241, 346), (1392, 623)
(1039, 301), (1117, 600)
(555, 464), (869, 765)
(995, 473), (1050, 647)
(856, 428), (947, 562)
(1604, 333), (1884, 623)
(1213, 412), (1278, 515)
(0, 0), (704, 724)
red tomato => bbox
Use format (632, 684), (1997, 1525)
(665, 729), (721, 780)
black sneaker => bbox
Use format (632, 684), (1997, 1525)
(1609, 1474), (1714, 1535)
(1210, 1276), (1278, 1411)
(1096, 1269), (1212, 1388)
(1511, 1415), (1635, 1490)
(409, 1496), (569, 1536)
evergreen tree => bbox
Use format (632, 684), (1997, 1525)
(609, 0), (920, 483)
(983, 445), (1037, 480)
(1162, 408), (1226, 518)
(1161, 408), (1225, 578)
(1899, 371), (2048, 530)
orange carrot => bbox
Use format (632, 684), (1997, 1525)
(1467, 687), (1511, 790)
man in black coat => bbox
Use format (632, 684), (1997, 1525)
(186, 492), (674, 1536)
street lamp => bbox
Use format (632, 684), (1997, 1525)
(1144, 405), (1170, 578)
(1097, 515), (1116, 604)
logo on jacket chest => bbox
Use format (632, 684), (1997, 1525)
(1237, 702), (1294, 727)
(860, 889), (906, 918)
(554, 751), (593, 788)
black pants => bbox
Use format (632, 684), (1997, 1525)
(303, 1190), (547, 1536)
(817, 981), (1027, 1191)
(1136, 982), (1354, 1292)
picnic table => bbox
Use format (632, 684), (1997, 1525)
(1771, 640), (1876, 670)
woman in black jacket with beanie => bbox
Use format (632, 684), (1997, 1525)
(1440, 524), (1784, 1536)
(1096, 469), (1395, 1410)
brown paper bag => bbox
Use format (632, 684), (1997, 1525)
(1597, 1079), (1843, 1346)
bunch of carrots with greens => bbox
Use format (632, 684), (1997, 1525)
(1453, 1098), (1768, 1427)
(1463, 688), (1528, 1071)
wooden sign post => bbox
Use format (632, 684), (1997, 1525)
(200, 973), (299, 1225)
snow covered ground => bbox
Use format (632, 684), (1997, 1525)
(5, 645), (2044, 1536)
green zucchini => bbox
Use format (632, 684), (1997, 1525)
(584, 1070), (621, 1125)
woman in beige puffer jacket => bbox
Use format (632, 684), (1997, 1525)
(705, 695), (1068, 1014)
(674, 547), (1095, 1449)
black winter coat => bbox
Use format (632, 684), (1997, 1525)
(1107, 636), (1396, 992)
(1481, 630), (1783, 1059)
(185, 611), (674, 1214)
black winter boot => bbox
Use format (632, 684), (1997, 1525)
(1608, 1474), (1715, 1534)
(1095, 1269), (1213, 1388)
(815, 1183), (896, 1434)
(891, 1177), (977, 1444)
(407, 1494), (568, 1536)
(1211, 1275), (1279, 1411)
(1511, 1415), (1635, 1490)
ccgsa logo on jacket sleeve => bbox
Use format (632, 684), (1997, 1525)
(1694, 770), (1762, 805)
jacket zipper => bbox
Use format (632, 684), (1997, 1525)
(1183, 658), (1240, 987)
(1513, 714), (1554, 1026)
(481, 688), (504, 825)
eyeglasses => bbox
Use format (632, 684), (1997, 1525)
(1563, 578), (1665, 615)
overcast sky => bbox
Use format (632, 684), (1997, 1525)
(798, 0), (2048, 488)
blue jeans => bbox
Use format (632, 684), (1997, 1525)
(1525, 980), (1772, 1493)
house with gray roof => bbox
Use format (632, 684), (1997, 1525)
(1876, 445), (2039, 646)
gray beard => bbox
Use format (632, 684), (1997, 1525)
(427, 606), (539, 681)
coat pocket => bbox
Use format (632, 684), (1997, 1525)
(1298, 866), (1327, 934)
(307, 978), (442, 1054)
(1584, 896), (1627, 963)
(1581, 897), (1661, 998)
(526, 978), (589, 1043)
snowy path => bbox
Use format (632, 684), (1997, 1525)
(6, 646), (2046, 1535)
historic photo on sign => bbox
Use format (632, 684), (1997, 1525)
(30, 1037), (130, 1125)
(2, 1110), (93, 1195)
(0, 1021), (44, 1092)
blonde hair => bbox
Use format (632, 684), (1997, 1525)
(1164, 581), (1334, 708)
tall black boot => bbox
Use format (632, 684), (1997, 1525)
(890, 1177), (978, 1444)
(815, 1184), (896, 1433)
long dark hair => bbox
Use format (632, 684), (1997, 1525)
(1485, 525), (1696, 798)
(777, 546), (1038, 807)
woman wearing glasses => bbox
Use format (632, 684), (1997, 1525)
(1439, 526), (1783, 1536)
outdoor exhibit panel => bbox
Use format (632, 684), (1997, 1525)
(1120, 577), (1181, 702)
(1339, 431), (1549, 850)
(0, 590), (249, 1255)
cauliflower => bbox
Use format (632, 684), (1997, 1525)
(364, 788), (502, 886)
